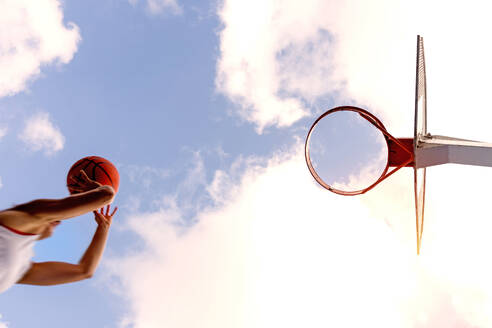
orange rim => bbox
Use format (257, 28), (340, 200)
(305, 106), (414, 195)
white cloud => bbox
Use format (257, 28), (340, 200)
(216, 0), (317, 132)
(129, 0), (182, 15)
(122, 164), (171, 189)
(19, 112), (65, 155)
(215, 0), (412, 132)
(0, 314), (8, 328)
(107, 141), (492, 328)
(0, 177), (3, 189)
(0, 0), (80, 98)
(216, 0), (492, 136)
(0, 127), (7, 140)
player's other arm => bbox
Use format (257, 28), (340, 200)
(12, 171), (115, 222)
(16, 186), (115, 221)
(17, 206), (116, 286)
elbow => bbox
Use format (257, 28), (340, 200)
(81, 268), (95, 280)
(78, 262), (96, 280)
(99, 185), (116, 204)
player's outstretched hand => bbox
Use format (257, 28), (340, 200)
(93, 204), (117, 231)
(69, 170), (103, 193)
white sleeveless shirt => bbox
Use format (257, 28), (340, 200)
(0, 224), (38, 293)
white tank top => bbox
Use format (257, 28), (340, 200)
(0, 224), (38, 293)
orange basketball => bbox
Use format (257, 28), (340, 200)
(67, 156), (120, 194)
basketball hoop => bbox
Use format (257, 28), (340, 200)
(305, 106), (414, 195)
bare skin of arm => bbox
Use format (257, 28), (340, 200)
(0, 170), (115, 234)
(17, 205), (117, 286)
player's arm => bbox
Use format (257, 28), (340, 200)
(17, 206), (116, 286)
(12, 171), (115, 222)
(16, 261), (93, 286)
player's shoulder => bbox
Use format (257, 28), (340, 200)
(0, 208), (42, 230)
(0, 209), (26, 222)
(2, 199), (54, 220)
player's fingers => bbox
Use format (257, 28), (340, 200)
(71, 175), (85, 185)
(105, 204), (110, 216)
(110, 206), (118, 217)
(93, 211), (101, 220)
(79, 170), (90, 182)
(67, 183), (82, 191)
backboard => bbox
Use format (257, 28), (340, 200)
(414, 35), (427, 254)
(305, 35), (492, 254)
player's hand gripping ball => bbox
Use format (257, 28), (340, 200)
(67, 156), (120, 194)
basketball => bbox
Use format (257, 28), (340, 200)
(67, 156), (120, 194)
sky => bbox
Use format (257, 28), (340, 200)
(2, 0), (492, 327)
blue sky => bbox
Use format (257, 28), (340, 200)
(3, 0), (492, 327)
(0, 1), (310, 326)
